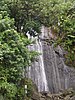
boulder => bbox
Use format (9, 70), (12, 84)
(70, 96), (75, 100)
(64, 95), (70, 100)
(31, 90), (40, 100)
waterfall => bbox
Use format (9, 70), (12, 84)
(26, 26), (75, 93)
(26, 29), (49, 92)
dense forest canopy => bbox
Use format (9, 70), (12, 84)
(0, 0), (75, 99)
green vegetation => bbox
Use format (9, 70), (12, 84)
(36, 0), (75, 67)
(0, 0), (75, 99)
(0, 0), (38, 99)
(7, 0), (41, 34)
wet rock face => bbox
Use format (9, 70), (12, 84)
(41, 26), (75, 93)
(27, 26), (75, 93)
(43, 43), (75, 93)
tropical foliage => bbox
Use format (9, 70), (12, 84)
(0, 0), (75, 99)
(36, 0), (75, 67)
(6, 0), (41, 34)
(0, 1), (38, 99)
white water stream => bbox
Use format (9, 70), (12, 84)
(26, 26), (75, 93)
(26, 27), (49, 92)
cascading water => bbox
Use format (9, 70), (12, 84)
(26, 29), (49, 92)
(26, 25), (75, 93)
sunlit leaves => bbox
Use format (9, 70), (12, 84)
(0, 4), (38, 99)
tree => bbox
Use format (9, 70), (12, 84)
(25, 0), (75, 67)
(0, 2), (38, 99)
(41, 0), (75, 67)
(6, 0), (41, 34)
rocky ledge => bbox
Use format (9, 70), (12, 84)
(31, 88), (75, 100)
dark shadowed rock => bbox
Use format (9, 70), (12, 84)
(31, 91), (40, 100)
(70, 96), (75, 100)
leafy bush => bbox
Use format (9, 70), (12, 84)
(0, 3), (38, 99)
